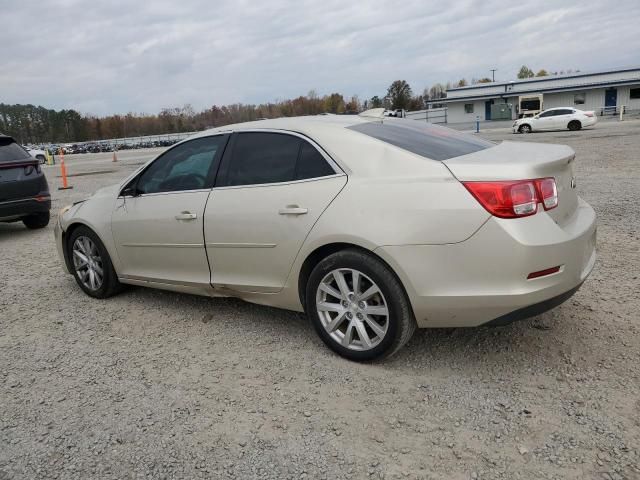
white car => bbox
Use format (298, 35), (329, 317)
(54, 112), (596, 360)
(513, 108), (597, 133)
(25, 147), (47, 164)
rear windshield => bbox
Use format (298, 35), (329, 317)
(348, 119), (494, 161)
(0, 137), (30, 163)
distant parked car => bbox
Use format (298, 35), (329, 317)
(513, 108), (597, 133)
(25, 147), (47, 164)
(0, 135), (51, 229)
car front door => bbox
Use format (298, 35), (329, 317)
(534, 110), (557, 131)
(111, 135), (228, 289)
(203, 131), (347, 293)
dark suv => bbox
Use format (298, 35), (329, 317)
(0, 134), (51, 229)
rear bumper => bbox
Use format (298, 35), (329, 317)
(0, 196), (51, 221)
(376, 197), (596, 328)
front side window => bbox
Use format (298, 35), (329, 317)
(538, 110), (556, 118)
(135, 135), (226, 194)
(219, 132), (335, 187)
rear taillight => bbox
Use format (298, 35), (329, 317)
(535, 177), (558, 210)
(463, 177), (558, 219)
(584, 111), (594, 117)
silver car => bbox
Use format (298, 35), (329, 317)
(55, 112), (596, 360)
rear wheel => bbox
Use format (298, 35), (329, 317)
(23, 211), (49, 229)
(518, 124), (532, 134)
(305, 249), (416, 361)
(568, 120), (582, 131)
(68, 226), (121, 298)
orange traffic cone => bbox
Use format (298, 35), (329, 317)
(58, 148), (73, 190)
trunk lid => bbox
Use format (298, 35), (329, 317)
(443, 141), (578, 225)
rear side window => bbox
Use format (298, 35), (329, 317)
(220, 132), (335, 186)
(296, 141), (335, 180)
(347, 119), (494, 161)
(0, 137), (30, 163)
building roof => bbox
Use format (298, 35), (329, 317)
(430, 66), (640, 104)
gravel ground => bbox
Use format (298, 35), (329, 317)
(1, 120), (639, 480)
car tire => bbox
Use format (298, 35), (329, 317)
(568, 120), (582, 131)
(305, 249), (416, 361)
(23, 211), (50, 229)
(67, 226), (122, 299)
(518, 124), (532, 134)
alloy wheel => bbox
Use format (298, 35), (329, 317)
(316, 268), (389, 351)
(72, 236), (104, 291)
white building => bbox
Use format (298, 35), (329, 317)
(429, 66), (640, 124)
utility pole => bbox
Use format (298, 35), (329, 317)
(490, 69), (497, 82)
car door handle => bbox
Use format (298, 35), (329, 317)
(278, 205), (308, 215)
(175, 211), (197, 221)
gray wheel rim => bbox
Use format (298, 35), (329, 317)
(522, 125), (531, 133)
(72, 236), (104, 291)
(316, 268), (389, 351)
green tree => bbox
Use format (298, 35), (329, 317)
(476, 77), (492, 83)
(517, 65), (535, 79)
(369, 95), (383, 108)
(456, 78), (468, 87)
(535, 69), (548, 77)
(386, 80), (413, 110)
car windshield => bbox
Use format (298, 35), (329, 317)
(347, 118), (495, 161)
(0, 137), (31, 163)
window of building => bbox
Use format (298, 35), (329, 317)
(574, 93), (585, 105)
(630, 87), (640, 99)
(464, 103), (474, 114)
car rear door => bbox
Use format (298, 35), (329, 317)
(203, 131), (346, 293)
(111, 135), (228, 287)
(555, 109), (574, 129)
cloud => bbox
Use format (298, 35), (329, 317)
(1, 0), (639, 115)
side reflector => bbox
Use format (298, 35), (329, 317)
(527, 266), (561, 279)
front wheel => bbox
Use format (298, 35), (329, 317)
(67, 226), (122, 299)
(305, 249), (416, 361)
(518, 124), (532, 134)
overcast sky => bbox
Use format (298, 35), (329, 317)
(2, 0), (639, 116)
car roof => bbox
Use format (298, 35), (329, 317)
(188, 115), (460, 178)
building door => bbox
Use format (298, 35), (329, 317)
(484, 100), (493, 120)
(604, 88), (617, 114)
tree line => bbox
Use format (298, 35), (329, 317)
(1, 65), (578, 144)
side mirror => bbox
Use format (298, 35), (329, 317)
(120, 185), (139, 197)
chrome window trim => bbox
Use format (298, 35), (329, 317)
(212, 172), (346, 191)
(118, 188), (211, 199)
